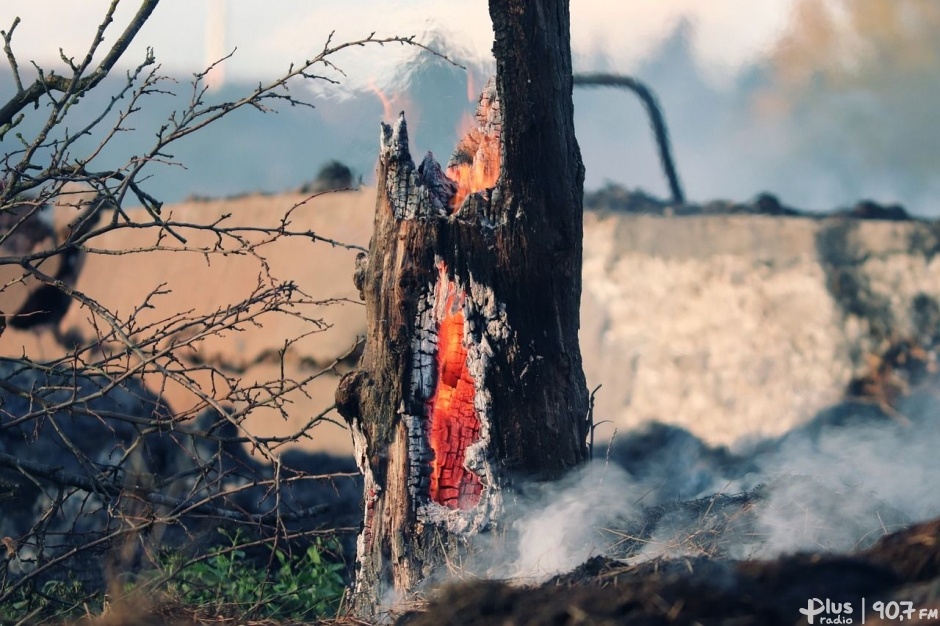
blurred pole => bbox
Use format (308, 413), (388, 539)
(204, 0), (227, 91)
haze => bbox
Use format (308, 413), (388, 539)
(3, 1), (940, 215)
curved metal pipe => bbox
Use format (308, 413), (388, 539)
(574, 72), (686, 204)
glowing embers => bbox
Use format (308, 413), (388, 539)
(425, 274), (483, 510)
(445, 77), (501, 212)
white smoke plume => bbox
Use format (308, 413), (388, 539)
(505, 462), (643, 579)
(466, 391), (940, 581)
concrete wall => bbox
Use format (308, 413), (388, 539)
(582, 211), (940, 444)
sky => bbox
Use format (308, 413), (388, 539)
(2, 1), (794, 87)
(6, 1), (940, 215)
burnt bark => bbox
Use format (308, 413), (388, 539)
(336, 0), (588, 613)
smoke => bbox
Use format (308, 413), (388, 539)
(505, 463), (643, 579)
(466, 388), (940, 582)
(14, 2), (937, 212)
(754, 0), (940, 210)
(741, 408), (940, 557)
(576, 1), (940, 215)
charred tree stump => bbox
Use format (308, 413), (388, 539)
(336, 0), (588, 612)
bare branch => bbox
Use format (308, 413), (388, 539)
(0, 0), (159, 128)
(1, 17), (23, 93)
(0, 8), (467, 619)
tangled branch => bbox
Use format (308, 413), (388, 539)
(0, 0), (452, 619)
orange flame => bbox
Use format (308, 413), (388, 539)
(445, 83), (500, 212)
(367, 80), (395, 121)
(426, 264), (482, 510)
(466, 71), (476, 104)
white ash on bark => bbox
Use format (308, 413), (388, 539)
(405, 259), (507, 535)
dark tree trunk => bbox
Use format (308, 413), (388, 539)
(335, 0), (588, 613)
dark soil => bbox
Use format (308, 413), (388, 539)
(399, 518), (940, 626)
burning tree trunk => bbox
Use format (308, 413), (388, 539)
(336, 0), (588, 611)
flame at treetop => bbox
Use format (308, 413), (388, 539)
(445, 78), (501, 212)
(367, 80), (395, 121)
(426, 264), (482, 510)
(368, 79), (417, 128)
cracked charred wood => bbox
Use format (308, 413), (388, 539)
(335, 0), (589, 613)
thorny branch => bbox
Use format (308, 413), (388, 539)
(0, 0), (452, 616)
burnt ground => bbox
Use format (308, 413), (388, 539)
(393, 334), (940, 626)
(59, 363), (940, 626)
(47, 385), (937, 626)
(52, 344), (940, 626)
(397, 518), (940, 626)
